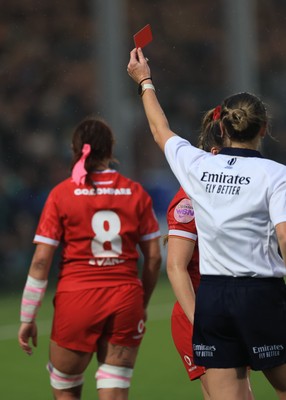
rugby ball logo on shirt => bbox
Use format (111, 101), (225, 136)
(174, 198), (195, 223)
(225, 157), (237, 169)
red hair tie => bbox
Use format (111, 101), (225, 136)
(213, 105), (221, 121)
(71, 143), (91, 185)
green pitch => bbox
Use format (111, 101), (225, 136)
(0, 275), (277, 399)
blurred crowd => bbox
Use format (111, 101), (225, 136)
(1, 0), (286, 288)
(0, 0), (96, 286)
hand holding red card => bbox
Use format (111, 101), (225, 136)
(133, 24), (153, 49)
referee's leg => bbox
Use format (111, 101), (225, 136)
(263, 364), (286, 399)
(206, 367), (251, 400)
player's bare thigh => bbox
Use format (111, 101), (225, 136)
(49, 340), (93, 374)
(97, 337), (139, 368)
(49, 336), (140, 373)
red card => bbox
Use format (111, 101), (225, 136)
(133, 24), (153, 49)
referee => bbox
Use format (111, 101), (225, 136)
(127, 47), (286, 400)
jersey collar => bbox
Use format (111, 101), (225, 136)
(218, 147), (264, 158)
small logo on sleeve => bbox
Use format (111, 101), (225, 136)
(174, 198), (195, 223)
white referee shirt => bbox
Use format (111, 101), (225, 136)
(165, 135), (286, 277)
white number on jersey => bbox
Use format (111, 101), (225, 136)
(91, 210), (122, 257)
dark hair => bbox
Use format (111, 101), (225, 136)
(71, 117), (117, 186)
(220, 92), (268, 142)
(197, 109), (224, 151)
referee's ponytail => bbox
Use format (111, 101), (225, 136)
(220, 92), (268, 142)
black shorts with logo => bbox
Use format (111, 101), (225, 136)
(193, 275), (286, 370)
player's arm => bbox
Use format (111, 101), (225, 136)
(18, 243), (56, 355)
(276, 221), (286, 264)
(27, 242), (55, 280)
(167, 236), (196, 324)
(139, 238), (161, 310)
(127, 48), (175, 151)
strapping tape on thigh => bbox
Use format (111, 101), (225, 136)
(95, 363), (133, 389)
(47, 362), (84, 390)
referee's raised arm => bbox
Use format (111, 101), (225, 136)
(127, 47), (176, 151)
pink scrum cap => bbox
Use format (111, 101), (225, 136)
(71, 143), (91, 185)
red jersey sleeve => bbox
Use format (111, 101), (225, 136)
(136, 184), (161, 241)
(167, 187), (201, 292)
(34, 187), (63, 247)
(167, 187), (197, 241)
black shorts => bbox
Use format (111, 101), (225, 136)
(193, 275), (286, 370)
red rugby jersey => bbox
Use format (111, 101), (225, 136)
(167, 187), (200, 292)
(34, 170), (160, 291)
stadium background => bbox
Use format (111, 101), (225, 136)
(0, 1), (285, 398)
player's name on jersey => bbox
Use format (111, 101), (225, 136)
(74, 188), (132, 196)
(89, 258), (125, 266)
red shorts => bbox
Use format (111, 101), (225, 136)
(51, 284), (145, 353)
(171, 301), (206, 380)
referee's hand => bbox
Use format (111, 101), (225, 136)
(127, 47), (151, 85)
